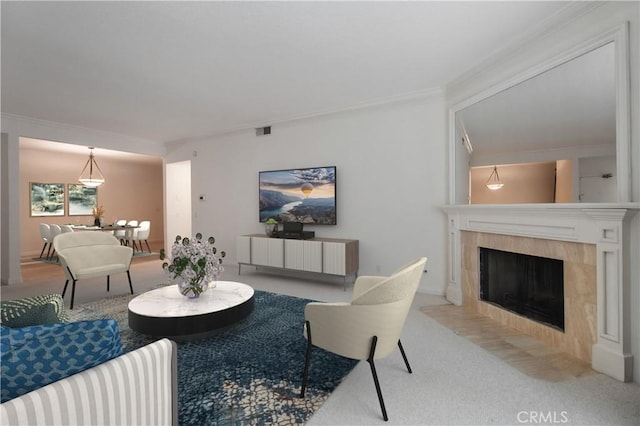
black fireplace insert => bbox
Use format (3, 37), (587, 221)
(479, 247), (565, 331)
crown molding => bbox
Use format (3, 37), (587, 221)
(165, 87), (443, 146)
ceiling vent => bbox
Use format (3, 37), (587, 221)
(256, 126), (271, 136)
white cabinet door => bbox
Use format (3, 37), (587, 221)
(251, 237), (284, 268)
(266, 238), (284, 268)
(251, 237), (270, 266)
(323, 241), (346, 275)
(284, 240), (305, 270)
(285, 240), (322, 272)
(237, 236), (251, 264)
(303, 241), (323, 273)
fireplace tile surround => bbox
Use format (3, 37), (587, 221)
(461, 231), (596, 363)
(443, 204), (639, 382)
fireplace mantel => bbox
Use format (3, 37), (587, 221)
(442, 203), (640, 382)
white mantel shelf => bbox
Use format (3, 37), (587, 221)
(443, 203), (639, 245)
(442, 202), (639, 382)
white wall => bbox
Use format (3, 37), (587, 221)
(165, 95), (448, 294)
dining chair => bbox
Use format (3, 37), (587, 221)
(48, 224), (62, 261)
(300, 257), (427, 421)
(113, 219), (128, 244)
(60, 225), (75, 233)
(133, 220), (151, 253)
(125, 220), (138, 248)
(38, 223), (52, 260)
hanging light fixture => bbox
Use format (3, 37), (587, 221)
(486, 165), (504, 190)
(78, 147), (105, 188)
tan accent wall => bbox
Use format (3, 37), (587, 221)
(20, 146), (164, 257)
(461, 231), (596, 363)
(470, 162), (557, 204)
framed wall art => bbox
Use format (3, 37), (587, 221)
(30, 182), (65, 217)
(68, 184), (97, 216)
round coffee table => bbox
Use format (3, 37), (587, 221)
(128, 281), (254, 340)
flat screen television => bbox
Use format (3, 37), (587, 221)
(259, 166), (336, 225)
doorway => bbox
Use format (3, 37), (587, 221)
(165, 161), (192, 255)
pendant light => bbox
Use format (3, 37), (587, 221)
(78, 147), (105, 188)
(486, 165), (504, 190)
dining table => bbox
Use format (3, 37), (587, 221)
(70, 224), (140, 241)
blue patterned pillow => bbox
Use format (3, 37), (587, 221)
(0, 319), (123, 402)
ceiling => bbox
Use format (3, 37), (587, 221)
(1, 1), (577, 147)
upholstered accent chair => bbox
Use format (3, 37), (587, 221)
(300, 257), (427, 421)
(53, 231), (134, 309)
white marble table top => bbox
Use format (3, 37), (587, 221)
(128, 281), (254, 318)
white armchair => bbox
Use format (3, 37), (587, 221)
(53, 231), (134, 309)
(300, 257), (427, 421)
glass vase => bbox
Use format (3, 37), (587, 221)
(177, 279), (208, 299)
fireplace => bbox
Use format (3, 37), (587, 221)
(479, 247), (564, 330)
(443, 204), (638, 382)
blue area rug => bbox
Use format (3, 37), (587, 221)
(69, 289), (358, 425)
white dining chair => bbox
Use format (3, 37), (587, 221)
(113, 219), (128, 244)
(60, 225), (75, 233)
(132, 220), (151, 253)
(125, 220), (138, 248)
(38, 223), (52, 260)
(48, 224), (62, 261)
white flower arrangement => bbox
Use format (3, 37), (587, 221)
(160, 233), (225, 297)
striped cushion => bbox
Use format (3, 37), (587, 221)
(1, 319), (122, 403)
(0, 338), (177, 426)
(0, 294), (69, 327)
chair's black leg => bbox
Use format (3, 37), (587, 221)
(107, 275), (110, 292)
(145, 240), (151, 253)
(70, 280), (77, 310)
(368, 336), (388, 422)
(398, 340), (412, 374)
(39, 243), (47, 259)
(62, 279), (69, 298)
(127, 270), (134, 294)
(300, 320), (313, 398)
(46, 244), (53, 260)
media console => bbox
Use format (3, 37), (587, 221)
(236, 234), (359, 284)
